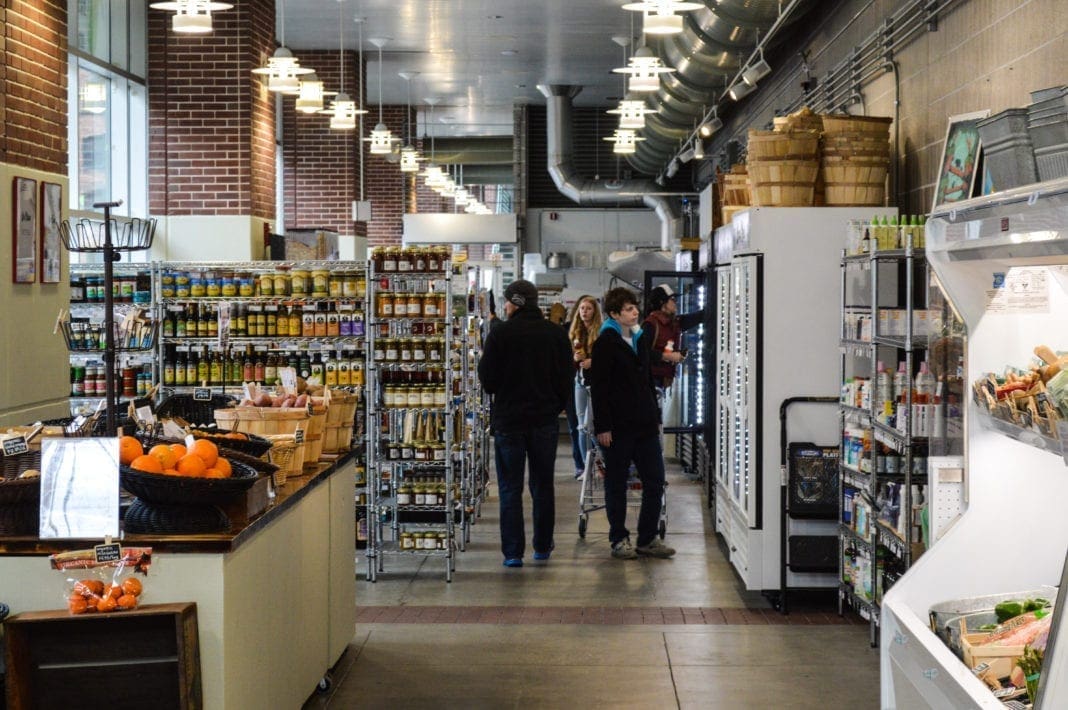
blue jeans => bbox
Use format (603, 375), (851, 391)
(573, 378), (592, 466)
(565, 383), (583, 473)
(494, 422), (558, 559)
(602, 432), (665, 547)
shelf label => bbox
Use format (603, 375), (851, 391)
(94, 542), (122, 564)
(193, 387), (213, 401)
(2, 435), (29, 457)
(294, 428), (305, 444)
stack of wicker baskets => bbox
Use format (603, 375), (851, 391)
(321, 390), (359, 455)
(214, 405), (326, 475)
(820, 115), (892, 205)
(746, 129), (821, 206)
(719, 165), (751, 225)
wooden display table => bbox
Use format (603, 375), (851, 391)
(5, 603), (201, 709)
(0, 456), (357, 709)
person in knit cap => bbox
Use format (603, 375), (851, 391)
(477, 279), (572, 568)
(641, 283), (705, 390)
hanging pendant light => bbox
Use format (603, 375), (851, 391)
(604, 128), (643, 155)
(150, 1), (233, 34)
(365, 38), (395, 155)
(420, 97), (448, 187)
(319, 2), (366, 130)
(613, 46), (674, 93)
(296, 72), (331, 114)
(251, 0), (312, 93)
(398, 71), (423, 173)
(621, 1), (702, 36)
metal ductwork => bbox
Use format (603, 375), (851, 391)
(630, 0), (809, 172)
(537, 84), (680, 248)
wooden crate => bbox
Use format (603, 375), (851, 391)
(4, 602), (201, 710)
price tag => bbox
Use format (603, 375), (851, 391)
(280, 367), (298, 395)
(294, 428), (305, 444)
(185, 434), (197, 451)
(162, 419), (187, 441)
(135, 405), (156, 426)
(94, 542), (122, 564)
(193, 387), (213, 401)
(2, 436), (29, 457)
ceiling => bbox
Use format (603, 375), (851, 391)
(281, 0), (641, 138)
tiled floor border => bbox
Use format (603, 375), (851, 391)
(356, 606), (859, 626)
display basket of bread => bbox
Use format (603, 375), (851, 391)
(972, 344), (1068, 444)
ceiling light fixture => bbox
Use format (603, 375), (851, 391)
(420, 98), (449, 187)
(621, 1), (703, 36)
(698, 109), (723, 137)
(366, 37), (395, 155)
(613, 46), (675, 93)
(251, 0), (312, 93)
(296, 72), (328, 113)
(150, 0), (232, 34)
(728, 81), (755, 101)
(398, 71), (422, 173)
(742, 47), (772, 86)
(604, 128), (644, 155)
(693, 139), (704, 160)
(608, 98), (657, 130)
(319, 1), (365, 130)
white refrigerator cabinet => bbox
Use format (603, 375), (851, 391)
(881, 177), (1068, 709)
(715, 207), (896, 591)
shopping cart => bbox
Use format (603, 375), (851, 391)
(576, 390), (667, 540)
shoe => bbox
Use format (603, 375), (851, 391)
(533, 543), (554, 561)
(574, 468), (584, 480)
(636, 539), (676, 558)
(611, 537), (638, 560)
(503, 558), (523, 568)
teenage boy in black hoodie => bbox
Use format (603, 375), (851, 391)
(478, 279), (572, 568)
(589, 287), (675, 560)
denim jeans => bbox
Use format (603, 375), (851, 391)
(494, 422), (559, 559)
(564, 383), (583, 473)
(602, 432), (665, 547)
(573, 377), (592, 466)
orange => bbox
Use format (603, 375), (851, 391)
(105, 584), (123, 601)
(176, 453), (207, 477)
(121, 577), (143, 596)
(74, 579), (104, 597)
(203, 467), (226, 479)
(117, 594), (138, 610)
(97, 596), (117, 613)
(119, 436), (143, 465)
(130, 454), (164, 474)
(68, 597), (89, 615)
(214, 457), (232, 478)
(148, 444), (178, 470)
(163, 468), (181, 477)
(169, 443), (187, 459)
(190, 439), (219, 468)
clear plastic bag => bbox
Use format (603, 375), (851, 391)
(49, 546), (151, 615)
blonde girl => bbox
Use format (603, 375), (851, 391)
(567, 295), (602, 475)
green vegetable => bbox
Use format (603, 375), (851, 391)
(978, 623), (997, 631)
(1023, 598), (1050, 612)
(1016, 646), (1044, 701)
(996, 601), (1024, 622)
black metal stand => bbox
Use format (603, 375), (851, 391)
(98, 201), (122, 434)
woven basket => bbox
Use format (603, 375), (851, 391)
(720, 171), (751, 206)
(820, 114), (893, 136)
(158, 394), (238, 426)
(822, 160), (889, 185)
(747, 129), (820, 160)
(751, 182), (815, 207)
(190, 430), (274, 458)
(120, 460), (259, 507)
(214, 406), (312, 437)
(824, 181), (886, 206)
(322, 391), (358, 454)
(265, 435), (304, 484)
(747, 159), (820, 186)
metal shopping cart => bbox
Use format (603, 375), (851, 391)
(576, 388), (667, 539)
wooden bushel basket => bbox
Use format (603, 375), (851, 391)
(751, 182), (815, 207)
(747, 129), (820, 160)
(824, 182), (886, 206)
(820, 114), (893, 136)
(747, 159), (820, 186)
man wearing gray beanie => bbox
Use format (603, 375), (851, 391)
(478, 279), (572, 568)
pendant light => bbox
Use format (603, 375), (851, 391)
(613, 46), (674, 93)
(251, 0), (312, 94)
(296, 72), (329, 114)
(150, 0), (232, 34)
(621, 1), (702, 36)
(606, 37), (655, 131)
(398, 71), (422, 173)
(319, 2), (366, 130)
(604, 128), (643, 155)
(420, 98), (448, 188)
(365, 38), (395, 155)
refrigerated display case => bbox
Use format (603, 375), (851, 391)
(882, 178), (1068, 708)
(713, 206), (896, 593)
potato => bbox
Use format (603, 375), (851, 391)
(296, 377), (308, 394)
(239, 399), (255, 407)
(18, 469), (40, 479)
(254, 393), (273, 408)
(270, 395), (284, 408)
(281, 395), (297, 408)
(293, 394), (309, 408)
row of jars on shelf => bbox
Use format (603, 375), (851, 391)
(373, 291), (447, 319)
(384, 441), (450, 463)
(160, 268), (365, 300)
(372, 337), (449, 363)
(163, 302), (365, 339)
(383, 386), (449, 409)
(162, 346), (365, 388)
(71, 363), (153, 398)
(70, 273), (152, 305)
(371, 246), (451, 274)
(399, 532), (451, 551)
(398, 479), (460, 506)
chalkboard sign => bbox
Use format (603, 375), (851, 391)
(94, 542), (122, 563)
(193, 387), (213, 401)
(2, 435), (29, 456)
(294, 429), (305, 444)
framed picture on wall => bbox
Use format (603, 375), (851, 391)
(40, 182), (63, 283)
(932, 110), (990, 210)
(13, 176), (37, 284)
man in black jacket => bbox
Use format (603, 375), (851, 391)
(590, 287), (675, 560)
(478, 279), (572, 567)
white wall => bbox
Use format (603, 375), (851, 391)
(147, 215), (272, 261)
(526, 208), (662, 305)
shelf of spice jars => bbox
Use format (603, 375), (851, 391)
(162, 337), (365, 347)
(157, 263), (367, 303)
(379, 540), (451, 556)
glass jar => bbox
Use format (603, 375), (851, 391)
(236, 272), (253, 297)
(258, 272), (274, 296)
(397, 247), (413, 273)
(399, 338), (412, 362)
(400, 531), (415, 550)
(342, 272), (359, 299)
(384, 338), (399, 362)
(392, 292), (408, 318)
(290, 269), (310, 296)
(434, 386), (447, 407)
(375, 291), (394, 318)
(411, 532), (425, 549)
(388, 443), (401, 461)
(422, 292), (438, 317)
(405, 292), (421, 319)
(273, 271), (290, 297)
(412, 338), (426, 361)
(436, 532), (448, 550)
(373, 340), (386, 362)
(400, 442), (414, 460)
(397, 484), (412, 506)
(190, 275), (206, 298)
(383, 385), (397, 408)
(371, 247), (385, 274)
(432, 443), (446, 462)
(311, 269), (330, 297)
(405, 387), (421, 408)
(420, 387), (435, 407)
(328, 271), (343, 298)
(383, 247), (399, 273)
(413, 442), (429, 462)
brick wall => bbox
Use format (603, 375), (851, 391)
(148, 0), (274, 218)
(363, 104), (410, 246)
(3, 0), (67, 174)
(280, 49), (365, 237)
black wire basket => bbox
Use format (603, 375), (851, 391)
(120, 459), (259, 507)
(189, 430), (274, 458)
(124, 498), (231, 535)
(156, 393), (238, 427)
(59, 216), (156, 252)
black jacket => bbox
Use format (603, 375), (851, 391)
(478, 305), (573, 433)
(589, 324), (660, 439)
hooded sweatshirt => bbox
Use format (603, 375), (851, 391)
(589, 317), (660, 439)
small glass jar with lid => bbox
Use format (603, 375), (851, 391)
(328, 271), (343, 298)
(413, 442), (429, 462)
(382, 385), (397, 408)
(436, 532), (448, 550)
(405, 387), (421, 409)
(397, 247), (413, 273)
(412, 338), (427, 361)
(411, 532), (426, 549)
(422, 292), (439, 317)
(311, 269), (330, 297)
(432, 443), (446, 462)
(434, 386), (447, 407)
(391, 292), (408, 318)
(413, 483), (426, 506)
(258, 272), (274, 296)
(375, 291), (394, 319)
(382, 247), (400, 273)
(272, 271), (290, 296)
(396, 483), (412, 506)
(371, 247), (385, 274)
(388, 443), (401, 461)
(400, 531), (415, 550)
(412, 247), (428, 273)
(384, 338), (399, 362)
(407, 292), (423, 318)
(399, 338), (413, 362)
(420, 387), (435, 408)
(400, 441), (414, 460)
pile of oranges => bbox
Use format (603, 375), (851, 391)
(68, 576), (143, 614)
(119, 435), (233, 479)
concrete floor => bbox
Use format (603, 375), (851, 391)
(306, 442), (881, 709)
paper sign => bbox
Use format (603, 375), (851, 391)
(280, 367), (298, 394)
(39, 438), (120, 539)
(2, 436), (29, 456)
(193, 387), (213, 401)
(294, 428), (305, 444)
(135, 405), (156, 426)
(985, 268), (1049, 313)
(217, 302), (230, 350)
(94, 543), (122, 563)
(161, 419), (187, 441)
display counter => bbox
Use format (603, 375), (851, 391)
(0, 454), (357, 709)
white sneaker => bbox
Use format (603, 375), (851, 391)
(636, 538), (676, 558)
(611, 537), (638, 560)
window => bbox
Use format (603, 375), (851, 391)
(68, 1), (147, 221)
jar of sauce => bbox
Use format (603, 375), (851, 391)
(291, 270), (310, 296)
(311, 269), (330, 297)
(383, 247), (399, 273)
(397, 248), (413, 273)
(407, 292), (423, 319)
(375, 291), (394, 318)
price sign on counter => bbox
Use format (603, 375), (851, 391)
(280, 367), (298, 394)
(2, 435), (29, 456)
(193, 387), (213, 401)
(39, 438), (119, 539)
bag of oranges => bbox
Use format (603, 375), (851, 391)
(49, 546), (151, 615)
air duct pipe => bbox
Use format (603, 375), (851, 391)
(538, 84), (680, 248)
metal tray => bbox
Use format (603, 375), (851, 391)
(929, 586), (1058, 641)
